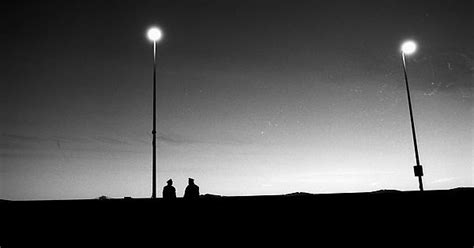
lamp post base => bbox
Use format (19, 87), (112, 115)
(414, 165), (424, 191)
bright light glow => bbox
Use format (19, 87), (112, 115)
(401, 40), (417, 55)
(147, 27), (162, 42)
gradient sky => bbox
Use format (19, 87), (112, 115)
(1, 0), (472, 200)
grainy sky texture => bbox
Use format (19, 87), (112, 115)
(1, 0), (472, 200)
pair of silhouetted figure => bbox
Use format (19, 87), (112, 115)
(162, 178), (199, 199)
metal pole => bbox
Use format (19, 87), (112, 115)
(401, 52), (424, 192)
(152, 41), (157, 198)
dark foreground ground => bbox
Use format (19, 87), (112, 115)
(1, 188), (472, 247)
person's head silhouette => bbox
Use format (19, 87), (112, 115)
(163, 178), (176, 199)
(184, 178), (199, 199)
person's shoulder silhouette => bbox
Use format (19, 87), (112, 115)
(163, 179), (176, 199)
(184, 178), (199, 199)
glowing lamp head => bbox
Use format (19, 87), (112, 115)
(147, 27), (162, 42)
(401, 40), (417, 55)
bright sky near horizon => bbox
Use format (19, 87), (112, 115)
(1, 0), (472, 200)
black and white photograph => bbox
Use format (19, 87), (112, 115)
(1, 0), (472, 246)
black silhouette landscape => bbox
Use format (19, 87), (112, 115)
(2, 188), (473, 246)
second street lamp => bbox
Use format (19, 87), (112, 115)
(147, 26), (163, 199)
(400, 40), (424, 192)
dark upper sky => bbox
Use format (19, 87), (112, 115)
(1, 0), (472, 200)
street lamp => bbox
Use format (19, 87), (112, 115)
(147, 26), (163, 199)
(400, 40), (424, 192)
(401, 40), (417, 55)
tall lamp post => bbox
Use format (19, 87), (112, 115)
(400, 40), (424, 192)
(147, 26), (163, 198)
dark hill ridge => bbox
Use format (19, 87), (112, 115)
(2, 188), (472, 246)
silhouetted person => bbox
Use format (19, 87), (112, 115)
(163, 179), (176, 199)
(184, 178), (199, 199)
